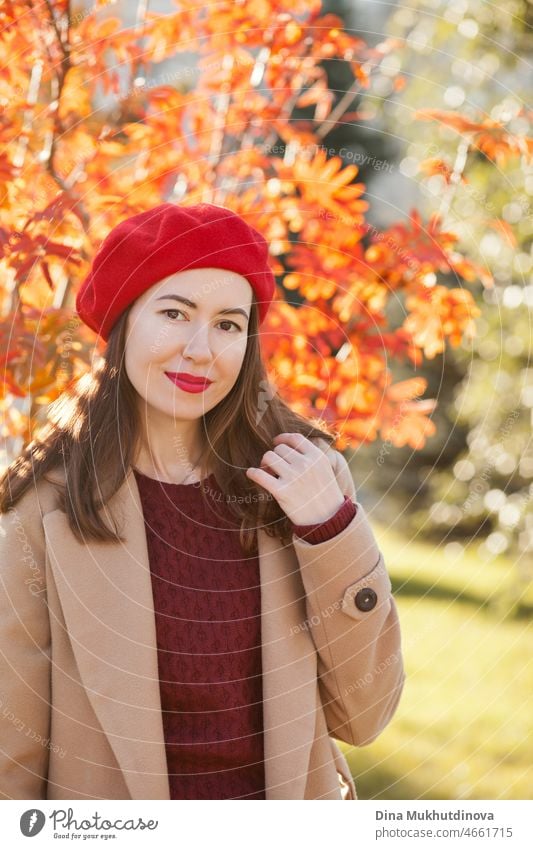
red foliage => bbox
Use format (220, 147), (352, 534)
(1, 0), (525, 450)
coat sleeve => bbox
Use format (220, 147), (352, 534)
(0, 487), (51, 799)
(292, 445), (405, 747)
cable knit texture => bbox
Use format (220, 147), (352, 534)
(133, 469), (356, 799)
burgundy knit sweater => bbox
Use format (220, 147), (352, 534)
(133, 468), (356, 800)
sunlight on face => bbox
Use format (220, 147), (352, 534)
(124, 268), (253, 422)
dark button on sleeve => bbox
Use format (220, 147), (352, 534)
(354, 587), (378, 611)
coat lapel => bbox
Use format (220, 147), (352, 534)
(43, 466), (170, 801)
(43, 466), (318, 800)
(257, 528), (318, 799)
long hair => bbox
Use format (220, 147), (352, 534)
(0, 297), (337, 554)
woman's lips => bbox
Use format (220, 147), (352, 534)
(164, 372), (212, 393)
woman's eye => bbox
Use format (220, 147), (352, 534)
(217, 319), (242, 333)
(161, 310), (241, 332)
(162, 309), (183, 320)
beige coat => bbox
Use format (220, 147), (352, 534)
(0, 441), (405, 800)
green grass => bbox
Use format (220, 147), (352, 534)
(339, 520), (533, 800)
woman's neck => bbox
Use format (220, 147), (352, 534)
(132, 442), (209, 485)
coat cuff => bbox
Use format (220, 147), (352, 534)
(291, 495), (357, 544)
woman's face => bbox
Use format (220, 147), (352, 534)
(124, 267), (253, 422)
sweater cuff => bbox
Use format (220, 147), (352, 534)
(291, 495), (357, 544)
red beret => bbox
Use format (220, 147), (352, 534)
(76, 202), (276, 341)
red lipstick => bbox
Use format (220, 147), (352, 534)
(164, 371), (213, 394)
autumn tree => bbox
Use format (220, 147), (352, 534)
(0, 0), (498, 469)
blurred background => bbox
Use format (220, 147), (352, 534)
(1, 0), (531, 799)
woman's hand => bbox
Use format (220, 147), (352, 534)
(246, 432), (345, 525)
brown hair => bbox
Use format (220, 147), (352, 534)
(0, 297), (337, 554)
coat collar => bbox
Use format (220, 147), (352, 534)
(42, 466), (317, 800)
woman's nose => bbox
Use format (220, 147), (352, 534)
(181, 325), (212, 360)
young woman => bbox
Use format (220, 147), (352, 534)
(0, 202), (405, 800)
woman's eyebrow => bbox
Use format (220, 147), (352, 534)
(155, 294), (249, 320)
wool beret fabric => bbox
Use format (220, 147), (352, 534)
(75, 202), (276, 341)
